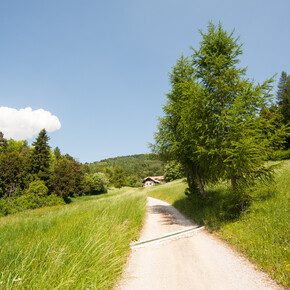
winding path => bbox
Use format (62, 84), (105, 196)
(117, 197), (282, 290)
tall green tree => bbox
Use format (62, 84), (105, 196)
(192, 22), (280, 190)
(277, 71), (290, 148)
(53, 146), (61, 160)
(110, 167), (127, 189)
(152, 54), (211, 195)
(153, 22), (287, 197)
(0, 152), (24, 199)
(28, 129), (51, 182)
(49, 157), (87, 198)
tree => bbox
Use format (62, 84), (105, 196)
(0, 152), (24, 199)
(153, 22), (287, 197)
(0, 132), (7, 152)
(110, 167), (127, 189)
(54, 147), (61, 160)
(164, 161), (184, 182)
(28, 129), (51, 182)
(49, 157), (87, 198)
(152, 54), (211, 196)
(277, 71), (290, 148)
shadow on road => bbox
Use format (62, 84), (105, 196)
(149, 204), (194, 227)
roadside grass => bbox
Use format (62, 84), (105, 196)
(145, 160), (290, 287)
(0, 189), (146, 289)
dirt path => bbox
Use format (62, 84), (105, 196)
(116, 197), (282, 290)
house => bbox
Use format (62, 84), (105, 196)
(142, 176), (165, 187)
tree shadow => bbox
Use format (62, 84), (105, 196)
(172, 181), (277, 231)
(149, 204), (194, 227)
(172, 187), (245, 231)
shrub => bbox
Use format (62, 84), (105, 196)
(86, 172), (109, 194)
(0, 181), (64, 216)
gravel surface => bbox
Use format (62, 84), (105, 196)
(116, 197), (282, 290)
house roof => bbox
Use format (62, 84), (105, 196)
(142, 176), (164, 183)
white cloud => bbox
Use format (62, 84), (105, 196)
(0, 107), (61, 140)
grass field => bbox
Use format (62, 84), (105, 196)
(0, 188), (146, 289)
(145, 160), (290, 287)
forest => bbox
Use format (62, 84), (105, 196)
(0, 132), (165, 216)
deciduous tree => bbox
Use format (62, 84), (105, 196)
(0, 152), (24, 199)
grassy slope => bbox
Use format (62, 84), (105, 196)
(145, 161), (290, 287)
(0, 188), (146, 289)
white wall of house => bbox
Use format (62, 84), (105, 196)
(144, 181), (155, 187)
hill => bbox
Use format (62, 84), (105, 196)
(84, 154), (165, 186)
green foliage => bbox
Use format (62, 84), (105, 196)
(0, 181), (64, 217)
(86, 154), (164, 187)
(0, 152), (24, 199)
(0, 132), (8, 151)
(153, 22), (288, 199)
(0, 189), (146, 288)
(53, 146), (61, 160)
(270, 149), (290, 161)
(16, 181), (64, 211)
(86, 172), (109, 194)
(110, 166), (127, 189)
(49, 157), (87, 198)
(0, 130), (90, 216)
(277, 71), (290, 123)
(164, 160), (184, 182)
(277, 71), (290, 148)
(28, 129), (51, 182)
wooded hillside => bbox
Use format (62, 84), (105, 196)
(84, 154), (164, 186)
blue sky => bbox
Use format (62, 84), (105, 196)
(1, 0), (289, 163)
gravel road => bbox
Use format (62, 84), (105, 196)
(116, 197), (282, 290)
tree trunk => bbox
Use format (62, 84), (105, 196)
(186, 172), (192, 189)
(196, 167), (206, 197)
(231, 176), (238, 191)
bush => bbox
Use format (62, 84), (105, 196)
(0, 181), (64, 217)
(86, 172), (109, 194)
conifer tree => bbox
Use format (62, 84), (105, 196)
(28, 129), (51, 182)
(191, 22), (278, 190)
(152, 54), (211, 195)
(277, 71), (290, 148)
(153, 22), (288, 196)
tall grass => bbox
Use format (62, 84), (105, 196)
(0, 190), (146, 289)
(145, 161), (290, 287)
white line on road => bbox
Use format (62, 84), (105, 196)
(130, 225), (204, 249)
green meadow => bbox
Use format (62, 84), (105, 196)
(0, 189), (146, 289)
(145, 160), (290, 287)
